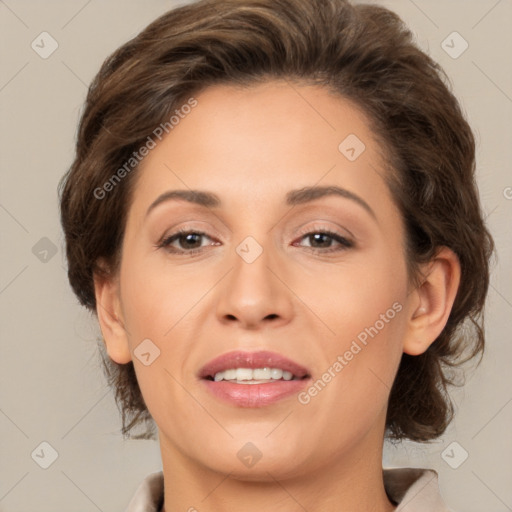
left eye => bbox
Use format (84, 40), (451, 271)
(294, 231), (353, 251)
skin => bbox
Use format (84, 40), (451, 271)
(95, 80), (460, 512)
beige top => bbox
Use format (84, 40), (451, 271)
(125, 467), (454, 511)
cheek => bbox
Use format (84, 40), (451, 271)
(117, 255), (207, 423)
(119, 251), (201, 341)
(294, 248), (408, 399)
(296, 247), (407, 340)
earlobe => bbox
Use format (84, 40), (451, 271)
(403, 247), (461, 356)
(93, 268), (132, 364)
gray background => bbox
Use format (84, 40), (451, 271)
(0, 0), (511, 510)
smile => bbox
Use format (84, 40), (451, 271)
(199, 351), (311, 407)
(209, 367), (302, 383)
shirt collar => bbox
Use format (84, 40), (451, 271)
(125, 467), (452, 512)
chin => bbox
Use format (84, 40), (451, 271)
(197, 440), (314, 482)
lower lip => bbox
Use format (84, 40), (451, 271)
(201, 379), (309, 407)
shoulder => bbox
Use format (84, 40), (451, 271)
(384, 467), (454, 511)
(125, 471), (164, 512)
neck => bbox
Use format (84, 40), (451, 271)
(158, 418), (396, 512)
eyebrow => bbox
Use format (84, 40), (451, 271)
(145, 185), (376, 220)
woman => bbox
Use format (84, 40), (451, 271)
(58, 0), (494, 510)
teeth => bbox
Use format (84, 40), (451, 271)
(253, 368), (271, 379)
(271, 368), (283, 380)
(212, 367), (296, 383)
(236, 368), (253, 381)
(224, 369), (237, 380)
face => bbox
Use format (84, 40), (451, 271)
(109, 81), (416, 479)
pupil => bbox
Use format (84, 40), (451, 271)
(182, 233), (201, 248)
(311, 233), (330, 248)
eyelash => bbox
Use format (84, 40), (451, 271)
(156, 227), (354, 255)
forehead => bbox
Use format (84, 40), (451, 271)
(128, 80), (394, 219)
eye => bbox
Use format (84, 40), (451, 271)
(156, 227), (354, 256)
(157, 229), (219, 254)
(293, 230), (354, 253)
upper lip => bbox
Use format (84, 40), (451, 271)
(199, 350), (310, 379)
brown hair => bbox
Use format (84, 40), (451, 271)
(59, 0), (494, 441)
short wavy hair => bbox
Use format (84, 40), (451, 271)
(59, 0), (494, 441)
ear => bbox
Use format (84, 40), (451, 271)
(93, 263), (132, 364)
(403, 247), (461, 356)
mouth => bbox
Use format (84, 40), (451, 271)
(198, 350), (311, 407)
(204, 367), (307, 384)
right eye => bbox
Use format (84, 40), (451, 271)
(157, 230), (220, 255)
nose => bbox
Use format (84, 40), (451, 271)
(215, 241), (295, 330)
